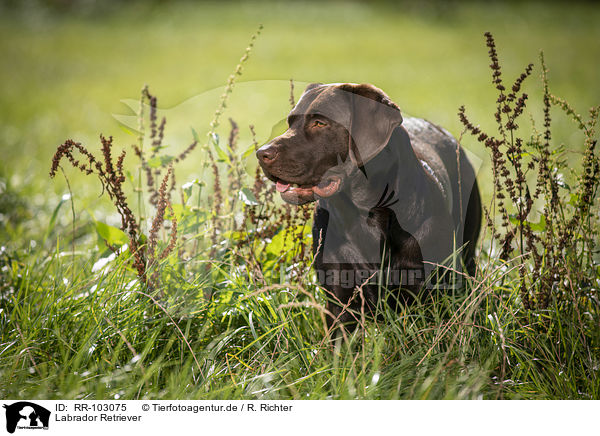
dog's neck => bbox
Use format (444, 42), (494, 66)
(325, 126), (432, 220)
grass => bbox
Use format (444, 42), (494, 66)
(1, 1), (600, 400)
(3, 246), (598, 399)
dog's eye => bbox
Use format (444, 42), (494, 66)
(312, 120), (327, 128)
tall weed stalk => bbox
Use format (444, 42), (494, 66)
(459, 32), (599, 311)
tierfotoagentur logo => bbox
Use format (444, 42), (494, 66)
(2, 402), (50, 434)
(315, 268), (423, 288)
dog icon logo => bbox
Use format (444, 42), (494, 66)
(2, 402), (50, 433)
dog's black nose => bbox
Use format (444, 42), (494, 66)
(256, 145), (278, 164)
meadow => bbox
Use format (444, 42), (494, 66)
(1, 1), (599, 399)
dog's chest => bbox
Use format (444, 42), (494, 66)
(314, 201), (392, 265)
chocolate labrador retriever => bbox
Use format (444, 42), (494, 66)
(257, 83), (481, 328)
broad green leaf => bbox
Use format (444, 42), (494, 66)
(509, 214), (546, 232)
(265, 224), (311, 258)
(209, 132), (231, 164)
(94, 221), (129, 246)
(569, 193), (579, 206)
(147, 155), (175, 168)
(239, 187), (259, 206)
(212, 142), (231, 164)
(119, 125), (136, 136)
(529, 214), (546, 231)
(267, 119), (287, 143)
(125, 170), (135, 183)
(191, 127), (200, 142)
(182, 179), (206, 204)
(243, 143), (257, 159)
(182, 180), (196, 203)
(166, 203), (192, 220)
(221, 230), (248, 241)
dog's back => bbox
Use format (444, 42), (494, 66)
(403, 117), (481, 273)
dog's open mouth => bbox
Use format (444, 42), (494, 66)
(274, 177), (341, 204)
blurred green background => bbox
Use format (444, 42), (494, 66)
(1, 0), (599, 221)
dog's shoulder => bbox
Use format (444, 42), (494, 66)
(399, 118), (454, 213)
(402, 117), (458, 155)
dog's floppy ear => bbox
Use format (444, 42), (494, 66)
(336, 83), (403, 166)
(303, 82), (324, 93)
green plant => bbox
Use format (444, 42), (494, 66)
(459, 32), (599, 310)
(49, 109), (178, 291)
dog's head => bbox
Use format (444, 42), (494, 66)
(256, 83), (403, 205)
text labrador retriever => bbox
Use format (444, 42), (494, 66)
(257, 83), (481, 328)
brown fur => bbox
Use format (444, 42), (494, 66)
(257, 83), (481, 329)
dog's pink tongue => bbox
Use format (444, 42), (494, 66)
(276, 181), (291, 192)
